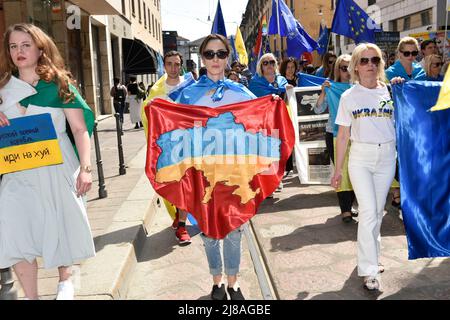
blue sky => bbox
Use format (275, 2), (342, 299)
(161, 0), (249, 41)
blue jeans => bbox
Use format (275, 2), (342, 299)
(200, 227), (243, 276)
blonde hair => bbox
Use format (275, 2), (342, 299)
(397, 36), (419, 53)
(424, 54), (443, 76)
(330, 54), (351, 82)
(0, 23), (74, 102)
(348, 43), (386, 84)
(256, 53), (278, 76)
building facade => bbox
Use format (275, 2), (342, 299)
(0, 0), (162, 117)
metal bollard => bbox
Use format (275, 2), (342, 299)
(93, 121), (107, 199)
(115, 113), (126, 175)
(0, 268), (17, 300)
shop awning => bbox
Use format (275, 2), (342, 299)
(122, 38), (158, 75)
(68, 0), (121, 15)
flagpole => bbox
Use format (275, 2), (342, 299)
(445, 0), (449, 60)
(276, 0), (281, 59)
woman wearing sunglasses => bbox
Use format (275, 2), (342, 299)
(332, 43), (396, 291)
(177, 34), (256, 301)
(385, 37), (426, 81)
(424, 54), (444, 81)
(315, 52), (337, 78)
(248, 53), (291, 98)
(314, 54), (358, 223)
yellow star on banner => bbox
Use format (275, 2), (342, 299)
(361, 18), (365, 22)
(430, 67), (450, 111)
(351, 6), (355, 10)
(351, 27), (355, 31)
(349, 20), (352, 24)
(356, 31), (359, 36)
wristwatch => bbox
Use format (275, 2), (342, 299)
(80, 165), (92, 173)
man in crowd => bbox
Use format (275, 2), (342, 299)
(141, 50), (195, 245)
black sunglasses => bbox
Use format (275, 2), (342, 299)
(262, 60), (276, 66)
(431, 62), (443, 68)
(339, 66), (349, 72)
(359, 56), (381, 66)
(202, 50), (229, 60)
(400, 50), (419, 57)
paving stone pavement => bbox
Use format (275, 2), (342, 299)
(252, 174), (450, 300)
(12, 114), (149, 299)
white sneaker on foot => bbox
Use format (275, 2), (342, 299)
(363, 276), (380, 291)
(56, 279), (74, 300)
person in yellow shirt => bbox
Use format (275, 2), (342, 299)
(141, 51), (195, 245)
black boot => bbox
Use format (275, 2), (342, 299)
(210, 283), (227, 300)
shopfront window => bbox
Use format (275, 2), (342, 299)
(27, 0), (53, 36)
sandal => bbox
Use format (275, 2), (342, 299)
(341, 212), (353, 223)
(363, 276), (380, 291)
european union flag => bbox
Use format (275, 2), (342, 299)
(392, 81), (450, 259)
(268, 0), (318, 58)
(331, 0), (381, 44)
(317, 24), (329, 55)
(211, 0), (227, 37)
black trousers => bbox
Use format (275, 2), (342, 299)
(113, 101), (125, 123)
(326, 132), (356, 213)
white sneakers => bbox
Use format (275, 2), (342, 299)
(56, 279), (74, 300)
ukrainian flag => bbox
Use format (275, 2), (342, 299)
(0, 113), (63, 174)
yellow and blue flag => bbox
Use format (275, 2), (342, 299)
(331, 0), (381, 44)
(0, 113), (63, 174)
(392, 81), (450, 259)
(430, 67), (450, 111)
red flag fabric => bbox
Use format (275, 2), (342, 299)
(145, 96), (295, 239)
(253, 22), (263, 57)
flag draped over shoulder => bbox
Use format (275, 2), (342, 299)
(392, 81), (450, 259)
(430, 67), (450, 111)
(248, 74), (288, 97)
(331, 0), (381, 44)
(145, 96), (295, 239)
(297, 72), (327, 87)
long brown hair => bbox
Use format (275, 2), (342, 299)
(0, 23), (74, 102)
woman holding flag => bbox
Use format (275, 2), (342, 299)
(176, 34), (256, 300)
(314, 54), (357, 223)
(332, 43), (396, 291)
(248, 53), (291, 99)
(0, 23), (95, 299)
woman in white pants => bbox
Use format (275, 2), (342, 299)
(331, 43), (396, 291)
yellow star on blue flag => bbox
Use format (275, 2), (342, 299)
(331, 0), (381, 43)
